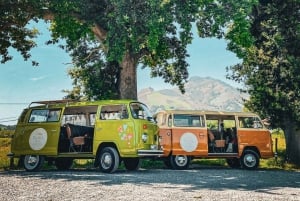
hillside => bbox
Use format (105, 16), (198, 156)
(0, 124), (15, 131)
(138, 76), (248, 113)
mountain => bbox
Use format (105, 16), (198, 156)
(138, 76), (248, 114)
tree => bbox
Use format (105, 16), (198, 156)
(44, 0), (203, 99)
(50, 0), (260, 100)
(2, 1), (261, 102)
(227, 0), (300, 165)
(1, 0), (198, 99)
(0, 0), (45, 66)
(1, 1), (255, 101)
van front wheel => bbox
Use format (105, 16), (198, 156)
(241, 150), (259, 170)
(170, 155), (190, 170)
(23, 155), (44, 172)
(99, 147), (119, 173)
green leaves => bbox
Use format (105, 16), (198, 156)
(227, 0), (300, 128)
(1, 0), (264, 100)
(0, 0), (43, 65)
(49, 0), (200, 95)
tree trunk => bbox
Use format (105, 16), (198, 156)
(283, 118), (300, 165)
(119, 51), (138, 99)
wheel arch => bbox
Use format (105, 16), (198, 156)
(241, 146), (261, 158)
(94, 142), (119, 167)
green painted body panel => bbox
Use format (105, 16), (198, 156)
(10, 99), (160, 159)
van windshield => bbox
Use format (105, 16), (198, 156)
(130, 102), (153, 121)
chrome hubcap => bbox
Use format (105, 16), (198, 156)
(244, 154), (256, 167)
(175, 156), (187, 166)
(27, 155), (38, 165)
(101, 153), (112, 169)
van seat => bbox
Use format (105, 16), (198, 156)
(65, 123), (91, 152)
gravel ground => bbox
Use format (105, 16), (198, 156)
(0, 165), (299, 201)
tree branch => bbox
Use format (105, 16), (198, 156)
(91, 23), (107, 41)
(43, 10), (107, 42)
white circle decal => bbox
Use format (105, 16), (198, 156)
(29, 128), (48, 150)
(180, 132), (198, 152)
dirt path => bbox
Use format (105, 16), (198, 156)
(0, 166), (299, 201)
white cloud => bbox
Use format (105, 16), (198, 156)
(30, 76), (47, 81)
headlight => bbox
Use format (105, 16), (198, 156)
(150, 145), (158, 150)
(142, 133), (148, 143)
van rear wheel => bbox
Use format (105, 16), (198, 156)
(99, 147), (119, 173)
(170, 155), (190, 170)
(123, 158), (141, 171)
(241, 150), (259, 170)
(23, 155), (44, 172)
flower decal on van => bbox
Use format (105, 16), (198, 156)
(118, 124), (133, 146)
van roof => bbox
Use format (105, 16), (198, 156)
(154, 110), (258, 117)
(28, 99), (138, 108)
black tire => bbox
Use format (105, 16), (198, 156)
(226, 158), (241, 168)
(241, 149), (259, 170)
(98, 147), (119, 173)
(170, 155), (190, 170)
(163, 158), (172, 169)
(55, 158), (73, 170)
(123, 158), (141, 171)
(23, 155), (44, 172)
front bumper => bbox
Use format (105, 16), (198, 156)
(137, 149), (164, 157)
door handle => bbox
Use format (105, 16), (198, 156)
(199, 133), (206, 139)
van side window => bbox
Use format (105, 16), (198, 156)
(238, 117), (263, 128)
(29, 109), (61, 123)
(47, 110), (61, 122)
(62, 105), (97, 126)
(130, 103), (153, 121)
(29, 109), (47, 122)
(100, 105), (127, 120)
(173, 114), (205, 127)
(89, 113), (96, 126)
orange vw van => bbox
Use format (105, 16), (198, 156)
(8, 99), (162, 173)
(154, 110), (274, 170)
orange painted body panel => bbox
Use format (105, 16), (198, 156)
(160, 127), (208, 156)
(155, 110), (274, 159)
(237, 129), (273, 158)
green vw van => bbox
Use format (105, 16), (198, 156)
(8, 99), (162, 173)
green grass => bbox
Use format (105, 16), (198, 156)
(0, 137), (12, 169)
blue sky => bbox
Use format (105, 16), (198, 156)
(0, 21), (240, 125)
